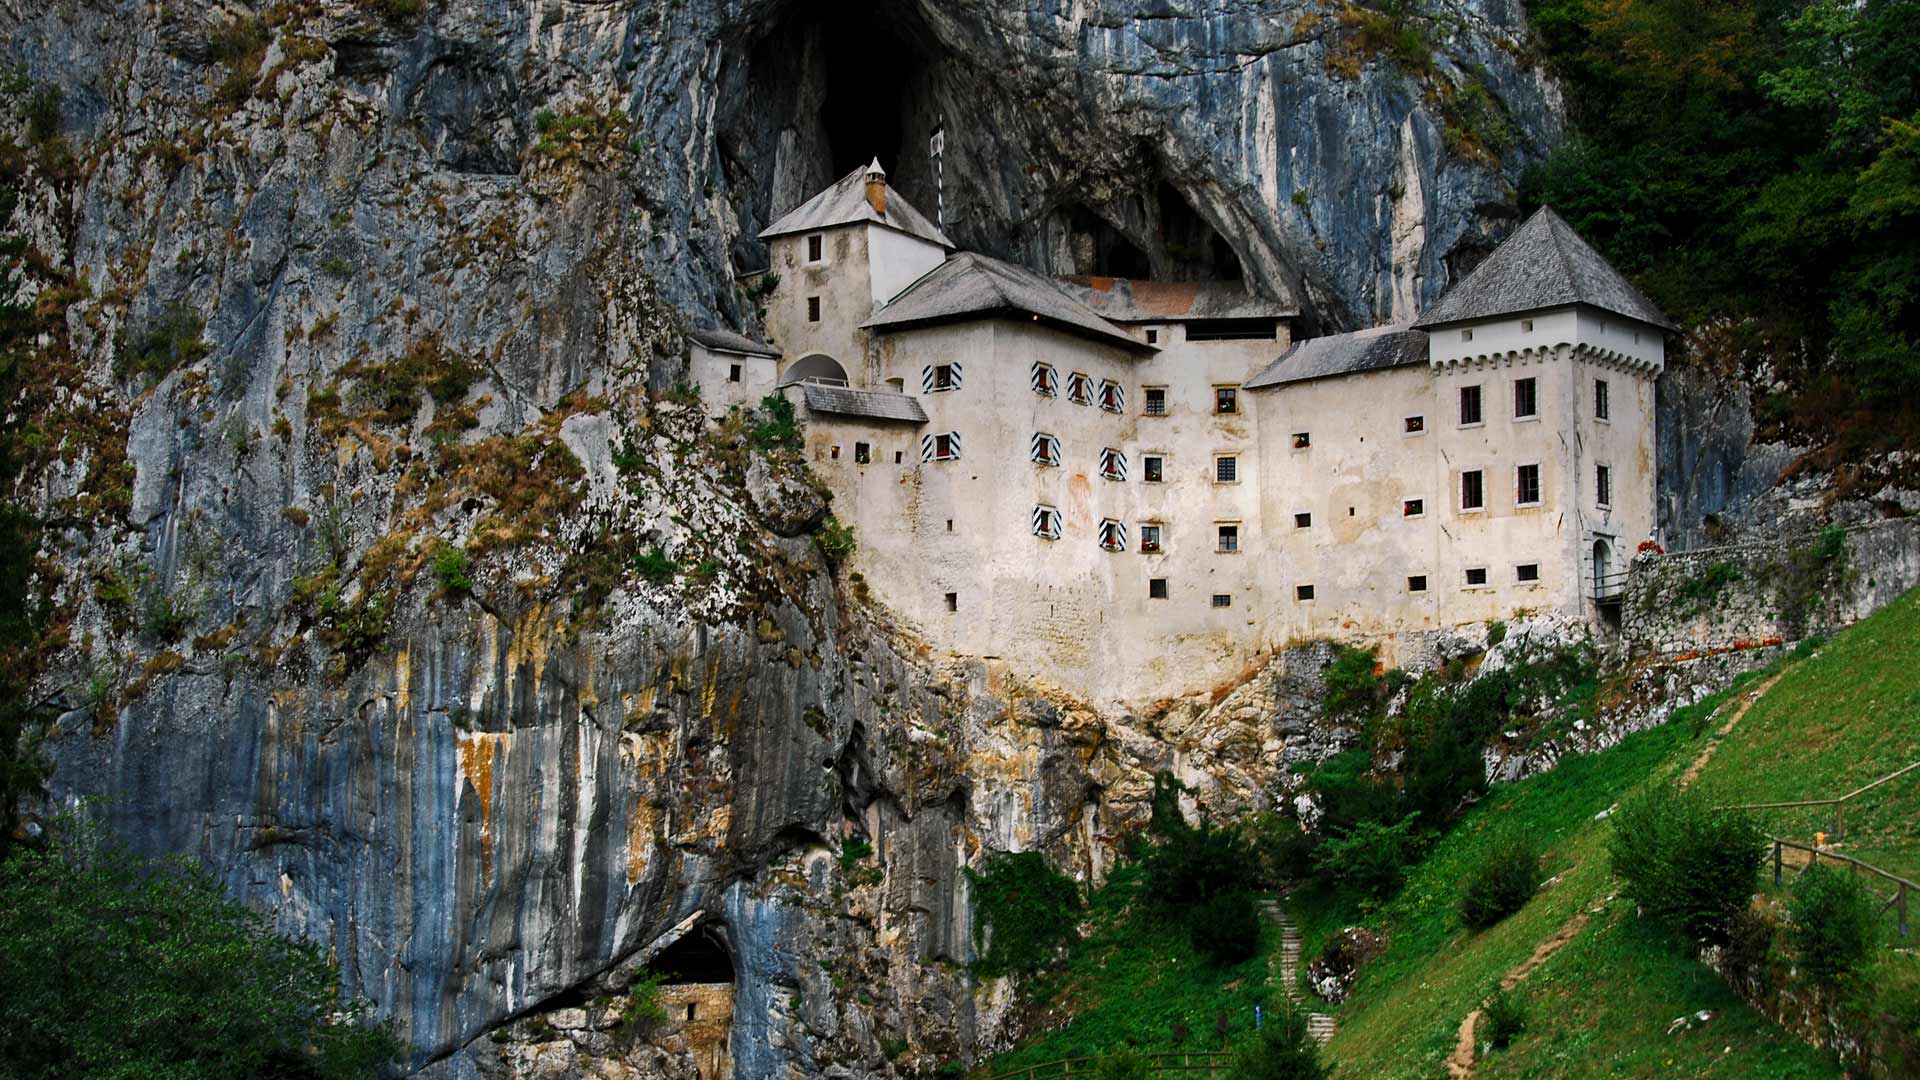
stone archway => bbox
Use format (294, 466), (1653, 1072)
(781, 352), (848, 386)
(1592, 538), (1611, 596)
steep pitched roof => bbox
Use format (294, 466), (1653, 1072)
(758, 165), (954, 249)
(687, 326), (778, 358)
(799, 384), (928, 424)
(1414, 207), (1676, 331)
(1245, 325), (1429, 389)
(1058, 276), (1299, 322)
(861, 252), (1150, 352)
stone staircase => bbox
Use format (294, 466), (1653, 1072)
(1256, 895), (1336, 1044)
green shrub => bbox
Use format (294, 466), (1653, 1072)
(1677, 560), (1743, 605)
(1321, 644), (1385, 720)
(839, 837), (873, 873)
(1191, 889), (1262, 966)
(1301, 750), (1399, 836)
(1142, 816), (1261, 910)
(816, 516), (855, 563)
(748, 393), (801, 450)
(0, 824), (399, 1077)
(967, 851), (1082, 977)
(25, 85), (60, 145)
(632, 545), (676, 583)
(1483, 987), (1527, 1050)
(1486, 619), (1507, 647)
(1607, 786), (1765, 946)
(431, 542), (473, 596)
(1787, 864), (1881, 985)
(1312, 813), (1428, 900)
(1250, 812), (1317, 883)
(116, 305), (209, 382)
(615, 972), (666, 1043)
(1460, 835), (1543, 929)
(1092, 1046), (1154, 1080)
(1228, 1004), (1329, 1080)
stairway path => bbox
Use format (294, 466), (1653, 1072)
(1256, 895), (1336, 1044)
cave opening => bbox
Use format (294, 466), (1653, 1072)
(817, 3), (918, 178)
(648, 924), (735, 985)
(1157, 181), (1243, 281)
(1070, 206), (1153, 280)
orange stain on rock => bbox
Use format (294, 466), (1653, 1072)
(457, 732), (511, 880)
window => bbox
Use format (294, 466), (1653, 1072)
(1211, 593), (1232, 608)
(1031, 504), (1062, 540)
(1594, 378), (1611, 420)
(727, 363), (742, 383)
(1139, 524), (1163, 553)
(830, 445), (840, 460)
(807, 296), (821, 322)
(1214, 386), (1239, 414)
(1217, 524), (1239, 553)
(1516, 463), (1541, 506)
(806, 234), (823, 262)
(1403, 498), (1424, 518)
(1099, 380), (1124, 413)
(1150, 577), (1169, 599)
(1030, 432), (1061, 467)
(1514, 377), (1537, 419)
(1215, 455), (1238, 483)
(1459, 385), (1483, 425)
(1596, 464), (1612, 507)
(944, 592), (958, 612)
(1461, 328), (1474, 342)
(1142, 455), (1164, 483)
(894, 451), (903, 464)
(1465, 567), (1488, 587)
(1404, 415), (1424, 434)
(1066, 372), (1093, 405)
(1294, 512), (1311, 528)
(922, 431), (961, 462)
(1517, 563), (1541, 583)
(1146, 329), (1159, 344)
(854, 441), (870, 464)
(925, 363), (961, 392)
(1188, 318), (1278, 341)
(1295, 584), (1315, 601)
(1461, 469), (1485, 510)
(1292, 432), (1311, 450)
(1031, 362), (1057, 397)
(1098, 519), (1126, 552)
(1144, 387), (1167, 416)
(946, 519), (953, 532)
(1098, 447), (1128, 481)
(1408, 574), (1428, 592)
(1521, 318), (1534, 332)
(687, 1003), (698, 1022)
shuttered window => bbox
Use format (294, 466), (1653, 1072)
(1098, 519), (1126, 551)
(1031, 505), (1062, 540)
(1031, 432), (1061, 467)
(921, 432), (961, 462)
(1098, 447), (1128, 481)
(1031, 362), (1057, 397)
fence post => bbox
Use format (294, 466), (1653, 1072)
(1901, 883), (1910, 938)
(1774, 841), (1783, 886)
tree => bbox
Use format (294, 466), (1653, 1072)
(1228, 1004), (1329, 1080)
(0, 825), (399, 1079)
(1607, 786), (1765, 947)
(967, 851), (1082, 977)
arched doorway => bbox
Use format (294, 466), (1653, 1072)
(1592, 539), (1611, 596)
(781, 353), (848, 386)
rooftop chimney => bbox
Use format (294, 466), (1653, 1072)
(864, 157), (887, 216)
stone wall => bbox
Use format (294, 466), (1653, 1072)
(1621, 518), (1920, 655)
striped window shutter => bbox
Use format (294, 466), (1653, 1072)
(947, 431), (961, 459)
(921, 366), (934, 393)
(1100, 448), (1128, 481)
(1031, 505), (1061, 540)
(920, 434), (935, 463)
(1030, 432), (1060, 465)
(1031, 363), (1055, 395)
(922, 363), (963, 393)
(950, 362), (962, 389)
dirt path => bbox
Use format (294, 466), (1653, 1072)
(1678, 673), (1784, 789)
(1256, 896), (1336, 1044)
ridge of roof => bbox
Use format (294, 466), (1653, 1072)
(1413, 207), (1676, 332)
(862, 252), (1151, 352)
(758, 165), (954, 249)
(1245, 325), (1428, 390)
(687, 325), (778, 358)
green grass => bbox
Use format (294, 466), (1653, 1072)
(975, 864), (1274, 1075)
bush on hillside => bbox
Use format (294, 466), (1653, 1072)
(1787, 864), (1881, 985)
(1228, 1004), (1329, 1080)
(1141, 815), (1261, 910)
(1312, 813), (1428, 900)
(0, 824), (399, 1078)
(967, 851), (1082, 977)
(1250, 811), (1317, 883)
(1460, 836), (1544, 929)
(1321, 644), (1387, 720)
(1191, 889), (1262, 966)
(1483, 987), (1527, 1050)
(1301, 750), (1400, 836)
(1607, 786), (1765, 946)
(1092, 1045), (1154, 1080)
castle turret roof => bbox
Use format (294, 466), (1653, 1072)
(759, 164), (953, 248)
(861, 252), (1151, 352)
(1413, 207), (1675, 331)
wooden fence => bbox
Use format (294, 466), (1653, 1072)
(982, 1052), (1233, 1080)
(1722, 759), (1920, 841)
(1766, 837), (1913, 937)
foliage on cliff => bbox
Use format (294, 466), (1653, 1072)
(1524, 0), (1920, 458)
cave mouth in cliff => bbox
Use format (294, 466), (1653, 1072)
(649, 925), (735, 985)
(1070, 206), (1153, 280)
(1157, 182), (1243, 281)
(816, 3), (925, 178)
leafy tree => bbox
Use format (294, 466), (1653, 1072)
(1227, 1004), (1329, 1080)
(0, 825), (399, 1079)
(1311, 813), (1428, 900)
(1460, 835), (1544, 929)
(967, 851), (1082, 977)
(1191, 889), (1262, 966)
(1786, 863), (1882, 985)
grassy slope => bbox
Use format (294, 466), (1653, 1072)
(1307, 588), (1920, 1077)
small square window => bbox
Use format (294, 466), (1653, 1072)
(1515, 377), (1537, 419)
(1214, 387), (1238, 415)
(1596, 464), (1612, 507)
(727, 363), (742, 383)
(1408, 575), (1428, 592)
(945, 519), (954, 532)
(1030, 432), (1061, 467)
(1517, 563), (1540, 583)
(1404, 415), (1424, 434)
(806, 296), (821, 322)
(1032, 505), (1062, 540)
(807, 234), (823, 262)
(944, 592), (958, 612)
(1521, 318), (1534, 332)
(1099, 447), (1128, 482)
(1292, 432), (1310, 450)
(1099, 380), (1124, 413)
(1139, 524), (1163, 553)
(1465, 567), (1489, 587)
(1461, 469), (1485, 511)
(1217, 524), (1240, 553)
(1067, 372), (1093, 405)
(1461, 328), (1474, 342)
(1143, 455), (1164, 483)
(1460, 385), (1483, 426)
(894, 451), (903, 464)
(854, 441), (870, 464)
(1146, 329), (1159, 345)
(1215, 456), (1238, 483)
(1150, 577), (1169, 599)
(830, 445), (840, 460)
(1144, 387), (1167, 416)
(1211, 593), (1232, 608)
(1403, 498), (1424, 517)
(1098, 519), (1127, 552)
(1595, 378), (1611, 420)
(1294, 512), (1311, 528)
(1517, 463), (1541, 506)
(1295, 584), (1315, 602)
(930, 363), (958, 391)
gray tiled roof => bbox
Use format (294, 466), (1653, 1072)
(1057, 276), (1298, 322)
(1414, 207), (1676, 331)
(799, 384), (928, 424)
(862, 253), (1150, 352)
(1245, 325), (1429, 389)
(758, 165), (954, 249)
(687, 326), (778, 358)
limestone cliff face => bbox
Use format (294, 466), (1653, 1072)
(3, 1), (1567, 1076)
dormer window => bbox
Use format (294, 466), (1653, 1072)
(1066, 372), (1093, 405)
(924, 363), (962, 393)
(1099, 380), (1124, 413)
(1098, 519), (1126, 552)
(1099, 447), (1128, 482)
(806, 234), (824, 263)
(1031, 362), (1057, 397)
(1030, 432), (1061, 467)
